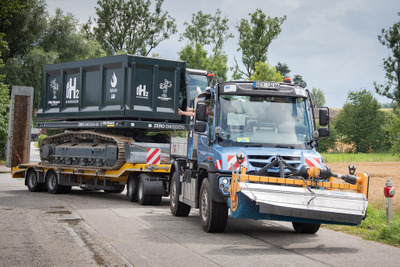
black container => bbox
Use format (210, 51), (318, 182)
(37, 54), (186, 122)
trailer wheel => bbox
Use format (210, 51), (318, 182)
(292, 222), (321, 234)
(199, 178), (228, 233)
(170, 171), (191, 216)
(127, 176), (138, 202)
(46, 170), (60, 194)
(138, 176), (152, 205)
(26, 169), (44, 192)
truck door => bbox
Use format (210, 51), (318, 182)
(197, 97), (214, 163)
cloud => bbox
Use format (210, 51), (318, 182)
(45, 0), (400, 107)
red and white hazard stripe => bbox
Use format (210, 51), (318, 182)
(216, 160), (222, 170)
(227, 155), (247, 170)
(147, 148), (161, 165)
(305, 157), (321, 168)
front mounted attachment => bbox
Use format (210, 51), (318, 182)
(228, 156), (370, 225)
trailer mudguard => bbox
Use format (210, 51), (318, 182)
(24, 168), (45, 185)
(138, 174), (164, 195)
(198, 162), (225, 203)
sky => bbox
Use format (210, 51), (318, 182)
(45, 0), (400, 108)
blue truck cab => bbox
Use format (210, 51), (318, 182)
(169, 80), (368, 234)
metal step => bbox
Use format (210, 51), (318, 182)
(239, 182), (368, 225)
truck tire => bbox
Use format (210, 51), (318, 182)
(26, 169), (45, 192)
(138, 176), (153, 205)
(292, 222), (321, 234)
(170, 171), (191, 217)
(127, 176), (138, 202)
(199, 178), (228, 233)
(46, 170), (61, 194)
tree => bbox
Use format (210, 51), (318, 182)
(275, 62), (291, 77)
(310, 87), (326, 107)
(387, 110), (400, 154)
(93, 0), (177, 56)
(249, 61), (283, 82)
(179, 9), (232, 81)
(235, 9), (286, 78)
(335, 89), (386, 153)
(40, 9), (106, 62)
(0, 0), (47, 62)
(3, 9), (106, 110)
(178, 43), (210, 71)
(317, 122), (338, 153)
(4, 48), (58, 110)
(180, 11), (212, 45)
(374, 12), (400, 109)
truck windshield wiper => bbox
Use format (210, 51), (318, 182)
(275, 144), (295, 149)
(244, 143), (263, 147)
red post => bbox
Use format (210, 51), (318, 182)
(384, 179), (395, 224)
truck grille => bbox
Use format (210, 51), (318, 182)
(247, 155), (300, 169)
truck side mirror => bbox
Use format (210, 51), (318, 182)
(318, 127), (330, 137)
(195, 102), (208, 122)
(319, 108), (329, 126)
(195, 122), (207, 133)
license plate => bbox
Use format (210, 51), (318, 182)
(253, 81), (280, 90)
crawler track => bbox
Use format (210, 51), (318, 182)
(40, 131), (133, 170)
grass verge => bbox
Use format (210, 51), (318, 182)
(323, 204), (400, 247)
(321, 153), (400, 163)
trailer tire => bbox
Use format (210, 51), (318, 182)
(199, 178), (228, 233)
(46, 170), (61, 194)
(138, 177), (152, 205)
(170, 171), (191, 216)
(127, 176), (138, 202)
(26, 169), (45, 192)
(292, 222), (321, 234)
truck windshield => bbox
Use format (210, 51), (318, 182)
(217, 95), (313, 149)
(187, 73), (209, 100)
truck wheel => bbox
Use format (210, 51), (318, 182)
(138, 176), (152, 205)
(26, 169), (44, 192)
(127, 176), (138, 202)
(199, 178), (228, 233)
(292, 222), (321, 234)
(170, 172), (191, 216)
(46, 171), (60, 194)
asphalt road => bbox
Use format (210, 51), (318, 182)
(1, 144), (399, 266)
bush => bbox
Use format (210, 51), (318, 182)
(38, 134), (48, 147)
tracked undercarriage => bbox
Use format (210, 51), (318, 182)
(40, 131), (133, 170)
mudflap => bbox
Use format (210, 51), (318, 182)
(231, 183), (368, 225)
